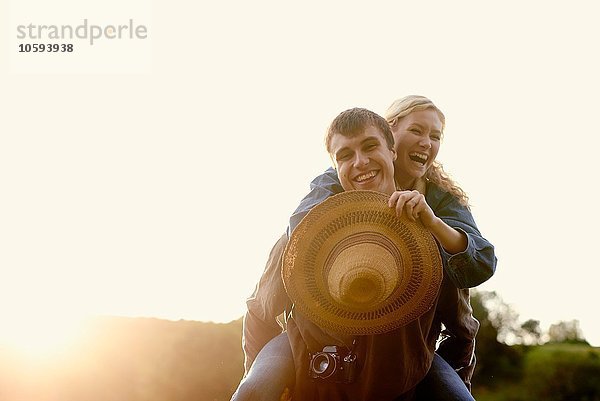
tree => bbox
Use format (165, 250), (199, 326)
(547, 319), (588, 344)
(519, 319), (542, 345)
(471, 291), (524, 387)
(522, 344), (600, 400)
(471, 290), (520, 343)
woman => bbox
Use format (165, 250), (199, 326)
(233, 96), (496, 401)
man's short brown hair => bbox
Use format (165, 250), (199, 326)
(325, 108), (395, 154)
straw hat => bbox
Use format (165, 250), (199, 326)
(282, 190), (443, 335)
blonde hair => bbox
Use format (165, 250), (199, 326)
(385, 95), (470, 207)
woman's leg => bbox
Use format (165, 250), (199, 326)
(231, 332), (295, 401)
(416, 353), (475, 401)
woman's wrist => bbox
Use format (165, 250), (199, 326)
(428, 217), (468, 255)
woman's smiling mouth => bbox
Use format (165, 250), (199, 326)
(409, 152), (428, 165)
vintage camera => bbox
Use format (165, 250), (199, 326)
(308, 345), (358, 383)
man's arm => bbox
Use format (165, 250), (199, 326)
(243, 168), (341, 372)
(242, 233), (290, 373)
(435, 278), (480, 391)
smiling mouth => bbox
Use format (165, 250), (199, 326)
(409, 152), (428, 165)
(354, 170), (378, 183)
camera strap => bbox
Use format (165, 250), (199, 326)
(344, 338), (358, 362)
(282, 303), (294, 328)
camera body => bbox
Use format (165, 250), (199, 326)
(308, 345), (358, 383)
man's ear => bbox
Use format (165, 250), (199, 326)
(391, 148), (397, 161)
(329, 154), (338, 170)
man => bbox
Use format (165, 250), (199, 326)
(234, 108), (479, 401)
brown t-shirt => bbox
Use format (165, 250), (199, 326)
(286, 283), (442, 401)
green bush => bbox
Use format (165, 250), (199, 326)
(521, 344), (600, 401)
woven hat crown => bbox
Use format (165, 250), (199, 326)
(327, 242), (399, 309)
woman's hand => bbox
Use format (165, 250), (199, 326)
(388, 190), (467, 254)
(388, 190), (437, 228)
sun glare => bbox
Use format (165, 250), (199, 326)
(1, 313), (88, 360)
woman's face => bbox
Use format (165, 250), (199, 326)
(391, 108), (442, 189)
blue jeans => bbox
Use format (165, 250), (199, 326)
(231, 333), (475, 401)
(415, 353), (475, 401)
(231, 333), (295, 401)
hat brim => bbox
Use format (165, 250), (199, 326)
(282, 190), (443, 335)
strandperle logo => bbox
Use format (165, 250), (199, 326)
(16, 19), (148, 45)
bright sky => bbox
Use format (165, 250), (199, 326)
(2, 0), (599, 352)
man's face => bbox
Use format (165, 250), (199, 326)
(329, 125), (397, 194)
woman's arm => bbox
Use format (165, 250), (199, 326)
(388, 184), (497, 288)
(388, 189), (468, 254)
(288, 167), (343, 234)
(298, 171), (496, 288)
(427, 184), (497, 288)
(425, 215), (468, 254)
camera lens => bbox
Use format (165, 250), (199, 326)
(313, 356), (330, 374)
(310, 354), (336, 378)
